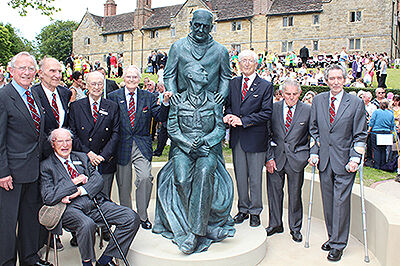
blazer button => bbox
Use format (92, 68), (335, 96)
(82, 127), (85, 130)
(89, 138), (92, 142)
(105, 128), (109, 131)
(102, 139), (104, 142)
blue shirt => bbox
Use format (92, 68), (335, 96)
(12, 80), (41, 117)
(370, 109), (395, 132)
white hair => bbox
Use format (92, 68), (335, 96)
(48, 128), (73, 143)
(123, 65), (141, 79)
(9, 51), (38, 70)
(238, 50), (258, 63)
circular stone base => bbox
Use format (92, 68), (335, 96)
(128, 222), (267, 266)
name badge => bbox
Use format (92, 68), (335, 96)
(72, 161), (82, 165)
(99, 110), (108, 115)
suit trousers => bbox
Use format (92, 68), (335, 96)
(62, 199), (140, 261)
(101, 173), (115, 198)
(116, 140), (153, 221)
(319, 161), (356, 250)
(267, 160), (304, 232)
(0, 182), (41, 266)
(232, 141), (265, 215)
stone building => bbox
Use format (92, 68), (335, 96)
(73, 0), (400, 71)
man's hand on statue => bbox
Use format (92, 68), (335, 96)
(223, 114), (233, 124)
(214, 92), (224, 105)
(163, 91), (173, 103)
(230, 116), (243, 127)
(0, 175), (13, 191)
(265, 160), (277, 174)
(308, 155), (319, 166)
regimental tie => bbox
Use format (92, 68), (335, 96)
(329, 97), (336, 124)
(241, 77), (250, 101)
(65, 160), (79, 179)
(128, 92), (136, 128)
(25, 91), (40, 134)
(285, 106), (293, 132)
(51, 93), (60, 126)
(93, 102), (99, 123)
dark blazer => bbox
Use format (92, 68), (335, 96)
(300, 46), (309, 59)
(40, 151), (104, 207)
(0, 83), (45, 183)
(32, 83), (72, 158)
(108, 87), (169, 164)
(68, 97), (120, 174)
(267, 100), (311, 172)
(105, 79), (119, 97)
(310, 91), (368, 175)
(225, 74), (273, 152)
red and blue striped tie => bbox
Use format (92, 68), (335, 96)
(25, 91), (40, 134)
(329, 97), (336, 124)
(241, 77), (250, 101)
(128, 92), (136, 128)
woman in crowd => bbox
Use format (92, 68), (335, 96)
(302, 91), (316, 105)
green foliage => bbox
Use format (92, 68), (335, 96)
(8, 0), (60, 17)
(0, 26), (13, 67)
(36, 20), (78, 62)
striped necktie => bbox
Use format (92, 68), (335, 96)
(65, 160), (79, 179)
(285, 106), (293, 132)
(25, 91), (40, 134)
(51, 93), (60, 126)
(93, 102), (99, 123)
(128, 92), (136, 128)
(329, 97), (336, 124)
(241, 77), (250, 101)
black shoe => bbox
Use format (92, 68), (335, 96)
(233, 212), (249, 224)
(70, 232), (78, 247)
(327, 248), (343, 262)
(321, 240), (331, 251)
(265, 225), (284, 236)
(48, 235), (64, 251)
(290, 231), (302, 242)
(31, 259), (53, 266)
(96, 260), (117, 266)
(141, 219), (152, 230)
(249, 215), (260, 227)
(102, 231), (110, 242)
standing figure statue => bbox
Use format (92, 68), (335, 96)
(153, 9), (235, 254)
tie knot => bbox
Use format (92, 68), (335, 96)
(25, 90), (31, 96)
(244, 77), (249, 82)
(129, 92), (135, 96)
(64, 160), (69, 165)
(331, 97), (336, 102)
(52, 93), (56, 97)
(93, 101), (97, 106)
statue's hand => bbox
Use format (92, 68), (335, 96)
(197, 145), (210, 157)
(214, 92), (224, 105)
(191, 136), (204, 150)
(170, 94), (181, 106)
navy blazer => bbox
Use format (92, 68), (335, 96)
(108, 87), (169, 164)
(68, 97), (120, 174)
(32, 83), (72, 159)
(225, 74), (273, 153)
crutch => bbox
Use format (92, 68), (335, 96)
(92, 198), (131, 266)
(353, 143), (370, 263)
(304, 158), (317, 248)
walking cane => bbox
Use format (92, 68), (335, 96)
(304, 158), (317, 248)
(353, 143), (370, 263)
(92, 198), (131, 266)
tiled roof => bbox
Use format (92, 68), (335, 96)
(90, 13), (103, 27)
(142, 5), (181, 30)
(268, 0), (323, 16)
(210, 0), (254, 21)
(102, 12), (135, 34)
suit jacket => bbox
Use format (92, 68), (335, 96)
(0, 83), (45, 183)
(225, 74), (273, 152)
(105, 79), (119, 97)
(267, 100), (311, 172)
(32, 83), (72, 159)
(310, 91), (367, 175)
(300, 47), (309, 59)
(40, 152), (104, 206)
(108, 87), (169, 164)
(68, 97), (120, 174)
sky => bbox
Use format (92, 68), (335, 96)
(0, 0), (185, 41)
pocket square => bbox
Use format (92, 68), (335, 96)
(253, 94), (259, 97)
(300, 122), (305, 125)
(143, 106), (149, 112)
(99, 109), (108, 115)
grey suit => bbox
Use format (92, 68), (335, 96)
(310, 91), (367, 250)
(0, 83), (45, 265)
(266, 100), (310, 232)
(40, 152), (140, 261)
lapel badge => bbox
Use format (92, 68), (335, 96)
(72, 161), (82, 165)
(99, 109), (108, 115)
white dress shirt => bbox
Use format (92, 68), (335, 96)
(55, 153), (88, 196)
(89, 96), (102, 116)
(42, 84), (66, 126)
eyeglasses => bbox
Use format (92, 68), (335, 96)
(377, 92), (385, 94)
(15, 66), (36, 73)
(240, 59), (256, 64)
(89, 82), (104, 87)
(53, 139), (72, 145)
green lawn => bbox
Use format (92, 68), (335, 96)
(372, 68), (400, 89)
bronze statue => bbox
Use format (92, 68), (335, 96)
(153, 9), (234, 254)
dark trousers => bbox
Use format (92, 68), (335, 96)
(371, 133), (388, 169)
(378, 74), (387, 88)
(154, 122), (168, 156)
(0, 182), (41, 266)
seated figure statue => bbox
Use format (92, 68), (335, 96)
(153, 61), (235, 254)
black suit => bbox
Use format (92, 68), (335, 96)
(300, 46), (309, 65)
(68, 97), (120, 196)
(32, 83), (72, 159)
(0, 83), (45, 265)
(105, 79), (119, 97)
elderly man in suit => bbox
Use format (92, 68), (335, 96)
(309, 64), (367, 261)
(0, 52), (49, 266)
(40, 128), (139, 266)
(108, 65), (172, 230)
(224, 50), (273, 227)
(265, 79), (310, 242)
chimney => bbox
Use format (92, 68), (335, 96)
(104, 0), (117, 17)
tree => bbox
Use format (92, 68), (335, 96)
(8, 0), (60, 17)
(36, 20), (78, 62)
(0, 26), (13, 67)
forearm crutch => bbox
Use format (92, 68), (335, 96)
(304, 159), (317, 248)
(92, 198), (131, 266)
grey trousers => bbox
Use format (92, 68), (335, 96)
(319, 161), (356, 251)
(267, 160), (304, 232)
(232, 141), (266, 215)
(116, 140), (153, 221)
(62, 199), (140, 261)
